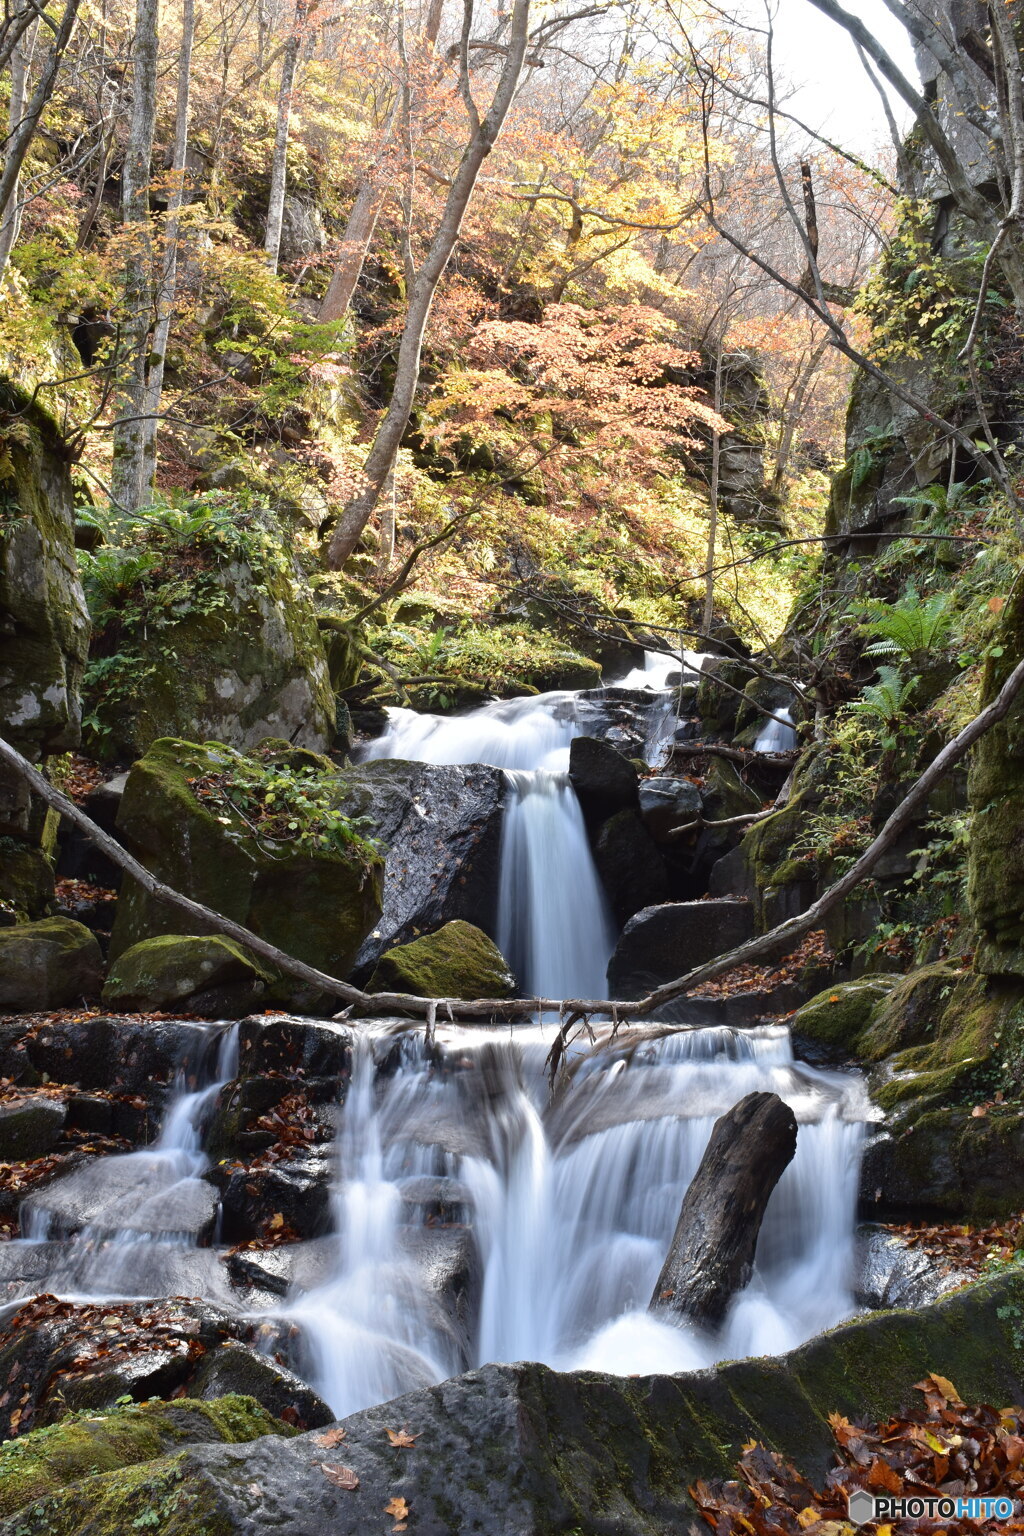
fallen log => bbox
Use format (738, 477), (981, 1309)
(649, 1091), (798, 1331)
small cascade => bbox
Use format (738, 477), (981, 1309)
(755, 707), (797, 754)
(614, 647), (709, 692)
(365, 692), (579, 771)
(17, 1024), (239, 1302)
(497, 771), (616, 997)
(291, 1021), (870, 1419)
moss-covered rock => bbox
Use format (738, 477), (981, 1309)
(0, 917), (104, 1011)
(84, 526), (335, 758)
(0, 1395), (292, 1519)
(0, 839), (54, 922)
(863, 1105), (1024, 1219)
(108, 739), (383, 989)
(367, 920), (516, 1001)
(790, 975), (897, 1055)
(968, 583), (1024, 977)
(858, 959), (966, 1061)
(102, 935), (277, 1017)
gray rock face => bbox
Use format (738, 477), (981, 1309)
(24, 1156), (219, 1242)
(278, 196), (327, 264)
(0, 1098), (66, 1161)
(855, 1225), (964, 1311)
(607, 899), (755, 999)
(0, 918), (104, 1011)
(343, 760), (507, 976)
(22, 1015), (210, 1095)
(593, 809), (670, 925)
(11, 1274), (1024, 1536)
(568, 735), (639, 824)
(219, 1153), (334, 1243)
(639, 776), (703, 840)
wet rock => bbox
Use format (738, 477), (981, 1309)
(0, 1395), (293, 1519)
(342, 760), (506, 976)
(0, 1098), (66, 1161)
(700, 756), (763, 834)
(23, 1156), (219, 1242)
(219, 1153), (333, 1244)
(638, 776), (703, 840)
(189, 1340), (333, 1428)
(861, 1106), (1024, 1221)
(236, 1016), (352, 1080)
(0, 918), (104, 1011)
(14, 1274), (1024, 1536)
(102, 934), (277, 1017)
(367, 920), (516, 1001)
(397, 1176), (474, 1225)
(400, 1225), (481, 1362)
(0, 1294), (322, 1441)
(856, 1225), (964, 1310)
(791, 976), (898, 1059)
(0, 1240), (67, 1301)
(567, 735), (639, 824)
(593, 810), (671, 925)
(225, 1236), (337, 1297)
(607, 899), (755, 1000)
(109, 738), (383, 989)
(24, 1016), (210, 1096)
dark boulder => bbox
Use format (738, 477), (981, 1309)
(593, 810), (671, 925)
(607, 899), (755, 1000)
(0, 918), (104, 1011)
(218, 1152), (333, 1244)
(367, 920), (516, 1001)
(189, 1340), (332, 1428)
(343, 760), (507, 977)
(102, 934), (277, 1017)
(638, 775), (703, 841)
(11, 1274), (1024, 1536)
(0, 1098), (66, 1161)
(567, 736), (639, 824)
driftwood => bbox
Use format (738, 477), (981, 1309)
(649, 1091), (798, 1330)
(3, 647), (1024, 1028)
(667, 742), (799, 766)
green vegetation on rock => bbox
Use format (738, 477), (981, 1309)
(367, 920), (517, 1001)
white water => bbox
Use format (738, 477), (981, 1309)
(755, 707), (797, 754)
(615, 647), (709, 692)
(292, 1021), (870, 1420)
(18, 1025), (239, 1300)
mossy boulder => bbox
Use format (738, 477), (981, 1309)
(791, 975), (897, 1055)
(102, 935), (278, 1017)
(968, 583), (1024, 976)
(367, 920), (516, 1001)
(858, 959), (966, 1062)
(0, 1394), (294, 1520)
(0, 917), (104, 1011)
(0, 838), (54, 922)
(863, 1106), (1024, 1219)
(108, 739), (382, 990)
(84, 535), (335, 758)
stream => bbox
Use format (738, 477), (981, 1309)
(4, 658), (872, 1423)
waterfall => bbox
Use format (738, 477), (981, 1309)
(18, 1024), (239, 1301)
(497, 771), (616, 997)
(291, 1021), (870, 1418)
(755, 707), (797, 753)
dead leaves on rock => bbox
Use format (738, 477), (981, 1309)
(385, 1427), (419, 1448)
(883, 1212), (1024, 1281)
(320, 1462), (359, 1489)
(691, 1374), (1024, 1533)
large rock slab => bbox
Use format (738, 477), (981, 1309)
(0, 1097), (66, 1160)
(567, 735), (639, 824)
(23, 1155), (219, 1242)
(8, 1274), (1024, 1535)
(342, 760), (507, 976)
(0, 918), (104, 1011)
(607, 899), (755, 1000)
(109, 738), (383, 988)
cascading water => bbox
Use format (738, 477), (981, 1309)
(755, 707), (797, 754)
(290, 1020), (871, 1419)
(17, 1024), (239, 1302)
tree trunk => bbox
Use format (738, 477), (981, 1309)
(109, 0), (160, 516)
(263, 0), (306, 273)
(702, 335), (724, 634)
(326, 0), (532, 569)
(0, 17), (36, 278)
(650, 1091), (798, 1330)
(140, 0), (195, 491)
(0, 0), (81, 289)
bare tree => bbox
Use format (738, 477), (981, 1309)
(264, 0), (308, 272)
(109, 0), (160, 515)
(325, 0), (533, 569)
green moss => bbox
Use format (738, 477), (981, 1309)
(791, 976), (896, 1053)
(102, 934), (276, 1013)
(0, 1395), (292, 1519)
(367, 919), (516, 1001)
(858, 959), (965, 1061)
(109, 738), (383, 988)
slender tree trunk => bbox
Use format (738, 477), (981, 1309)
(140, 0), (195, 491)
(771, 336), (829, 495)
(317, 0), (444, 325)
(0, 0), (81, 288)
(0, 16), (36, 278)
(326, 0), (532, 569)
(109, 0), (159, 515)
(263, 0), (307, 273)
(702, 335), (724, 634)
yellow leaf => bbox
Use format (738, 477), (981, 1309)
(385, 1496), (409, 1520)
(929, 1372), (962, 1404)
(797, 1508), (821, 1527)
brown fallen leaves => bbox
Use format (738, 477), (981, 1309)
(690, 931), (834, 1003)
(314, 1426), (347, 1448)
(385, 1494), (409, 1530)
(320, 1463), (359, 1490)
(691, 1374), (1024, 1533)
(385, 1427), (419, 1448)
(883, 1213), (1024, 1281)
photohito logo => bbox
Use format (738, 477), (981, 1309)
(847, 1489), (1019, 1524)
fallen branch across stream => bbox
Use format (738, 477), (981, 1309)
(3, 651), (1023, 1033)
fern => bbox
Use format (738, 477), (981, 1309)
(856, 587), (952, 659)
(850, 666), (919, 726)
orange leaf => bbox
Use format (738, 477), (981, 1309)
(929, 1372), (963, 1403)
(314, 1427), (347, 1448)
(867, 1458), (902, 1493)
(385, 1496), (409, 1519)
(989, 597), (1006, 613)
(386, 1428), (419, 1448)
